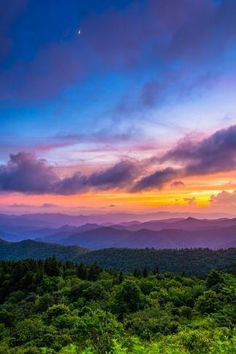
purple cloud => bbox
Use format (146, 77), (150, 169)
(41, 203), (57, 208)
(131, 125), (236, 191)
(0, 153), (138, 194)
(55, 160), (138, 194)
(171, 181), (185, 188)
(163, 125), (236, 175)
(0, 152), (59, 193)
(1, 125), (236, 194)
(9, 203), (30, 208)
(131, 167), (180, 192)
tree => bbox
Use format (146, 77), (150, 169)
(114, 280), (144, 316)
(206, 270), (225, 289)
(44, 257), (61, 277)
(195, 290), (220, 314)
(88, 263), (101, 281)
(74, 309), (124, 353)
(46, 304), (70, 322)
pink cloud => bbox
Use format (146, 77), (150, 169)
(211, 190), (236, 205)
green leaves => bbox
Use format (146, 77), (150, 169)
(0, 259), (236, 353)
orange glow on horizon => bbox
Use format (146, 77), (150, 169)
(0, 170), (235, 215)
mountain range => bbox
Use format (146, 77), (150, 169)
(0, 213), (236, 250)
(36, 217), (236, 250)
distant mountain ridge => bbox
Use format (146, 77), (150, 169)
(37, 218), (236, 250)
(0, 214), (236, 250)
(0, 211), (234, 228)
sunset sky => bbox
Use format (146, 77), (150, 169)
(1, 0), (236, 216)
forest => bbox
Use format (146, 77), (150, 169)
(0, 258), (235, 353)
(1, 239), (236, 276)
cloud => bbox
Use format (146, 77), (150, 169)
(55, 160), (138, 194)
(131, 125), (236, 191)
(54, 126), (141, 145)
(210, 190), (236, 205)
(163, 125), (236, 175)
(171, 181), (185, 188)
(131, 167), (180, 192)
(41, 203), (57, 208)
(183, 197), (196, 206)
(0, 127), (142, 157)
(0, 152), (59, 193)
(9, 203), (30, 208)
(0, 152), (138, 195)
(9, 202), (57, 209)
(1, 125), (236, 194)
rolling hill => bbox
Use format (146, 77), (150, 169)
(0, 239), (236, 276)
(0, 239), (88, 261)
(1, 215), (236, 250)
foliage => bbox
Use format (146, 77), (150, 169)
(1, 240), (236, 276)
(0, 259), (235, 353)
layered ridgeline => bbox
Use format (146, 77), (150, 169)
(0, 259), (235, 353)
(0, 239), (236, 276)
(1, 214), (236, 249)
(38, 217), (236, 249)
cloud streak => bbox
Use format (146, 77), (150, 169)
(163, 125), (236, 175)
(1, 125), (236, 194)
(54, 160), (138, 194)
(0, 153), (138, 194)
(133, 125), (236, 191)
(131, 167), (180, 192)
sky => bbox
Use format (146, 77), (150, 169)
(1, 0), (236, 216)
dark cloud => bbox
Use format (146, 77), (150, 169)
(55, 160), (138, 194)
(0, 152), (59, 193)
(131, 167), (180, 192)
(171, 181), (185, 188)
(131, 125), (236, 192)
(163, 125), (236, 175)
(0, 153), (138, 194)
